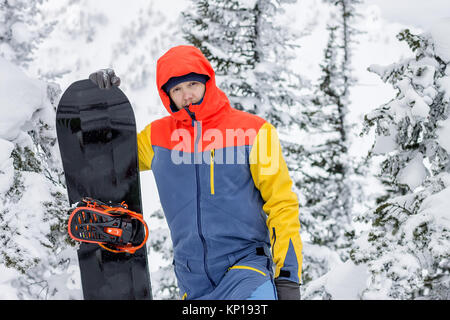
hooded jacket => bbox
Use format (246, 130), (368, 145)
(137, 45), (302, 299)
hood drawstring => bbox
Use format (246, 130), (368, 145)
(183, 106), (196, 127)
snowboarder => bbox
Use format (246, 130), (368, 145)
(89, 45), (302, 300)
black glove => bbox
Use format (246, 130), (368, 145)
(89, 68), (121, 89)
(275, 278), (300, 300)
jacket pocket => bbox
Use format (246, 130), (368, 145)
(210, 149), (215, 195)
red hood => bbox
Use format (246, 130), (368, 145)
(156, 45), (231, 126)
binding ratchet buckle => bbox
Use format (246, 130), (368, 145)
(68, 197), (149, 254)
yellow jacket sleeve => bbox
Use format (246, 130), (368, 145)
(137, 123), (154, 171)
(249, 122), (303, 283)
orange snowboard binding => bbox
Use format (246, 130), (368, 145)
(68, 197), (148, 254)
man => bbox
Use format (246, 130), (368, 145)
(89, 45), (302, 300)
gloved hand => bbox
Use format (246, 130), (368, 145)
(275, 278), (301, 300)
(89, 68), (121, 89)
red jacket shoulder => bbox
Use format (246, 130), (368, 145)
(149, 116), (177, 148)
(226, 108), (267, 131)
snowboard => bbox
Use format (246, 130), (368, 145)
(56, 79), (152, 300)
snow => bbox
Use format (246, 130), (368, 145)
(429, 18), (450, 62)
(0, 139), (14, 195)
(325, 260), (369, 300)
(0, 42), (16, 61)
(363, 0), (450, 30)
(372, 124), (397, 155)
(303, 258), (370, 300)
(436, 117), (450, 153)
(437, 72), (450, 103)
(0, 57), (46, 141)
(397, 152), (428, 190)
(396, 78), (430, 119)
(0, 265), (19, 299)
(419, 182), (450, 225)
(238, 0), (258, 9)
(10, 22), (33, 44)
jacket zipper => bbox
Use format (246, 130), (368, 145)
(188, 107), (215, 288)
(272, 227), (276, 258)
(210, 149), (215, 195)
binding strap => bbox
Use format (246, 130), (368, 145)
(68, 197), (149, 254)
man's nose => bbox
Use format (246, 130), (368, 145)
(182, 90), (193, 100)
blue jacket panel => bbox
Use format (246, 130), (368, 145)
(151, 144), (270, 298)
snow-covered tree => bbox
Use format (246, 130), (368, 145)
(306, 24), (355, 249)
(108, 1), (182, 120)
(352, 24), (450, 299)
(28, 0), (110, 81)
(182, 0), (309, 128)
(296, 0), (362, 298)
(0, 57), (80, 299)
(0, 0), (54, 67)
(0, 0), (86, 299)
(147, 208), (178, 300)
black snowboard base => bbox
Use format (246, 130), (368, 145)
(56, 79), (152, 300)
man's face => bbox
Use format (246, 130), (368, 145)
(168, 81), (206, 110)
